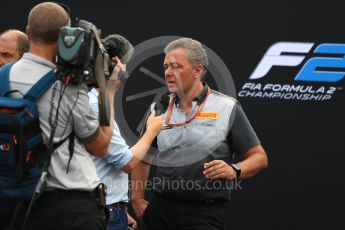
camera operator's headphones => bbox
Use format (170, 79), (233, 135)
(56, 2), (71, 26)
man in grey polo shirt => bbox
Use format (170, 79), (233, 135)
(131, 37), (268, 230)
(7, 2), (119, 230)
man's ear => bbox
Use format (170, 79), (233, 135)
(193, 64), (204, 79)
(26, 26), (31, 41)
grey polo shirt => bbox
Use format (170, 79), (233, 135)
(9, 53), (100, 191)
(151, 84), (260, 201)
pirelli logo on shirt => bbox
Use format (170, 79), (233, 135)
(195, 112), (219, 120)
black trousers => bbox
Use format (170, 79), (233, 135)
(0, 198), (24, 230)
(143, 193), (225, 230)
(25, 189), (106, 230)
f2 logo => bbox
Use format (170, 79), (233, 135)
(295, 43), (345, 82)
(250, 42), (345, 82)
(249, 42), (314, 80)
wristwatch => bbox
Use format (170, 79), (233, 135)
(230, 163), (241, 179)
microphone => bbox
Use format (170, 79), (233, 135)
(139, 95), (170, 139)
(102, 34), (134, 80)
(154, 94), (170, 116)
(103, 34), (134, 64)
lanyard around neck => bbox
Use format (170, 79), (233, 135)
(164, 87), (211, 128)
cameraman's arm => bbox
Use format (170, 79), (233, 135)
(85, 63), (122, 157)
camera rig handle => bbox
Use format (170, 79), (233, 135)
(90, 23), (111, 126)
(95, 50), (111, 126)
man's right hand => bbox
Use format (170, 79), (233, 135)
(131, 198), (148, 220)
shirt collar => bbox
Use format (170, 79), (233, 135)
(22, 53), (56, 69)
(174, 82), (209, 106)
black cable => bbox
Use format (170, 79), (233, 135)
(21, 77), (68, 230)
(58, 74), (84, 142)
(57, 75), (84, 174)
(49, 82), (59, 127)
(21, 71), (87, 229)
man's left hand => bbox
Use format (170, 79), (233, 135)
(203, 160), (236, 180)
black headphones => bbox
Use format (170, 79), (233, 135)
(56, 2), (71, 26)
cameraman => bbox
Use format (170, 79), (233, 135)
(8, 2), (117, 230)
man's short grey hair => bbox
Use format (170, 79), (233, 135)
(164, 37), (209, 69)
